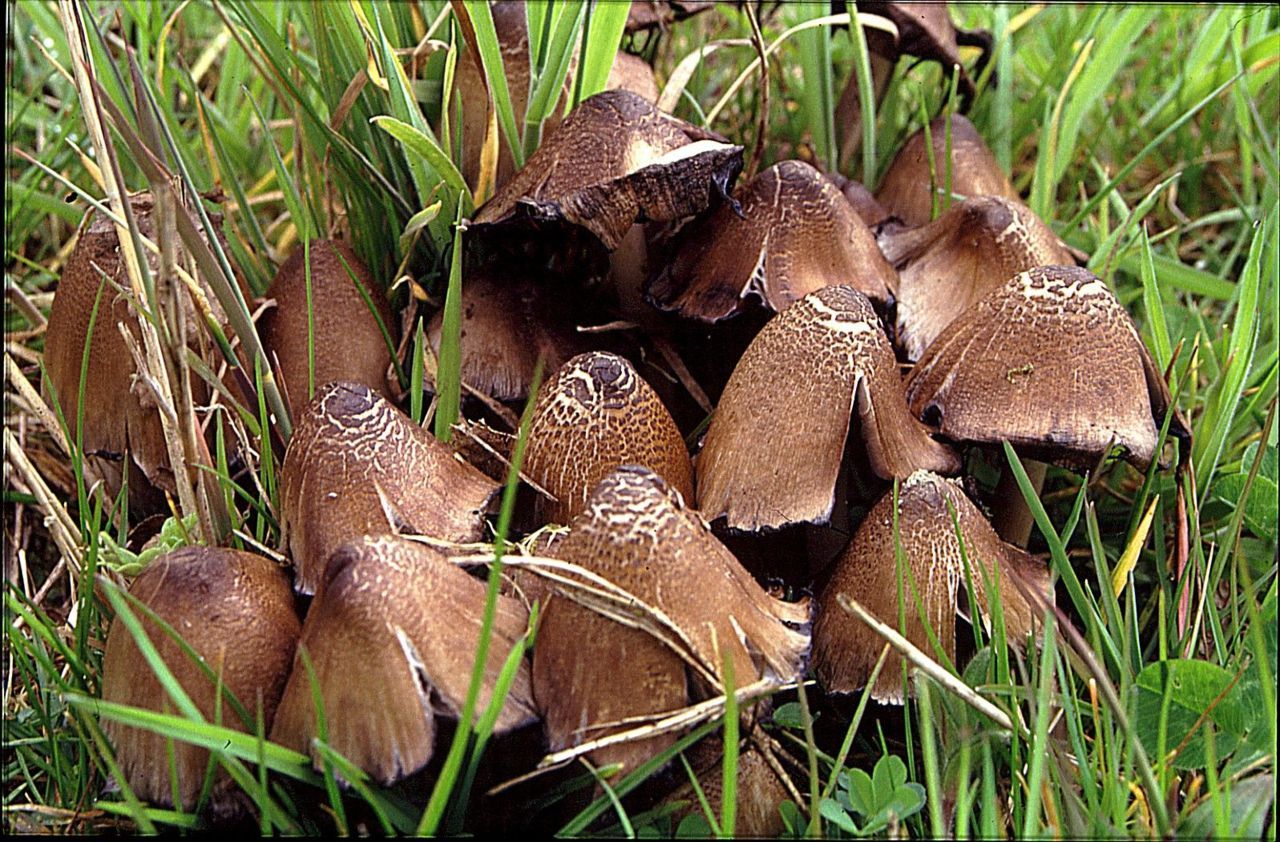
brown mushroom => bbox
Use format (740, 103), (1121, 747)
(813, 470), (1050, 702)
(533, 465), (809, 775)
(101, 546), (300, 812)
(663, 725), (796, 838)
(524, 352), (694, 525)
(270, 534), (536, 786)
(697, 285), (960, 532)
(258, 239), (394, 409)
(625, 0), (715, 32)
(825, 171), (893, 229)
(471, 89), (743, 259)
(875, 114), (1018, 228)
(647, 160), (898, 323)
(425, 267), (586, 403)
(905, 265), (1192, 474)
(878, 196), (1077, 360)
(279, 381), (498, 595)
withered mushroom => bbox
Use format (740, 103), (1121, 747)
(280, 381), (498, 595)
(813, 470), (1049, 702)
(875, 114), (1018, 228)
(524, 352), (694, 525)
(905, 265), (1191, 474)
(259, 239), (394, 408)
(270, 534), (536, 786)
(101, 546), (300, 812)
(646, 160), (898, 323)
(878, 196), (1077, 359)
(533, 466), (809, 775)
(697, 285), (960, 532)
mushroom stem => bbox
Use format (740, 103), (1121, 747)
(992, 458), (1048, 548)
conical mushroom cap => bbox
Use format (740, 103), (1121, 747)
(270, 535), (536, 786)
(101, 547), (300, 810)
(813, 470), (1050, 703)
(472, 89), (743, 253)
(905, 266), (1191, 472)
(826, 171), (893, 229)
(876, 114), (1018, 228)
(879, 196), (1077, 360)
(259, 239), (394, 408)
(524, 352), (694, 524)
(646, 160), (897, 323)
(533, 466), (809, 773)
(280, 382), (499, 595)
(426, 268), (586, 402)
(697, 286), (960, 532)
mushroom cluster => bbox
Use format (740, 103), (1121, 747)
(81, 1), (1191, 831)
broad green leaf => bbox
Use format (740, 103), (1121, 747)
(1134, 660), (1250, 769)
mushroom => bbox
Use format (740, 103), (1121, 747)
(533, 465), (809, 775)
(425, 266), (586, 403)
(825, 171), (893, 229)
(258, 239), (395, 409)
(878, 196), (1077, 360)
(905, 265), (1192, 474)
(624, 0), (715, 32)
(697, 285), (960, 532)
(813, 470), (1050, 702)
(279, 381), (498, 595)
(524, 352), (694, 524)
(646, 160), (898, 323)
(875, 114), (1019, 228)
(270, 534), (536, 786)
(100, 546), (300, 812)
(470, 89), (743, 264)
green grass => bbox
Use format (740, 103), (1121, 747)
(5, 1), (1278, 837)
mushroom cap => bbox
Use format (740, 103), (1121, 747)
(270, 535), (536, 786)
(259, 239), (394, 409)
(813, 470), (1050, 703)
(606, 51), (660, 105)
(425, 268), (586, 403)
(625, 0), (716, 31)
(905, 265), (1190, 472)
(826, 171), (894, 229)
(663, 728), (792, 839)
(101, 547), (300, 810)
(524, 352), (694, 525)
(860, 2), (989, 98)
(879, 196), (1077, 360)
(646, 160), (898, 323)
(533, 466), (809, 773)
(280, 381), (499, 595)
(697, 285), (960, 532)
(472, 89), (743, 254)
(875, 114), (1018, 228)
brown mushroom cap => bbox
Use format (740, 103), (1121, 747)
(101, 547), (300, 811)
(472, 89), (743, 254)
(425, 268), (586, 403)
(280, 381), (498, 595)
(876, 114), (1018, 228)
(813, 470), (1050, 703)
(533, 466), (809, 773)
(826, 171), (894, 229)
(625, 0), (715, 32)
(905, 265), (1191, 472)
(646, 160), (898, 323)
(697, 286), (960, 532)
(663, 727), (794, 838)
(259, 239), (394, 409)
(524, 352), (694, 525)
(879, 196), (1077, 360)
(270, 535), (536, 786)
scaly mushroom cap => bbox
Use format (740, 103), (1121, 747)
(646, 160), (897, 323)
(101, 547), (300, 811)
(533, 466), (809, 773)
(280, 382), (498, 595)
(472, 89), (743, 253)
(876, 114), (1018, 228)
(524, 352), (694, 525)
(905, 266), (1191, 472)
(879, 196), (1077, 360)
(426, 268), (586, 402)
(259, 239), (394, 408)
(43, 194), (231, 509)
(697, 286), (960, 532)
(270, 535), (536, 786)
(813, 470), (1050, 703)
